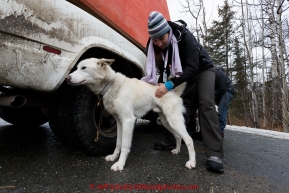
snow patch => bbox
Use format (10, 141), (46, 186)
(227, 125), (289, 140)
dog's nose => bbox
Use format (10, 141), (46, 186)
(65, 75), (71, 81)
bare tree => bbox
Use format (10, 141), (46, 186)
(277, 0), (289, 132)
(264, 0), (280, 129)
(240, 0), (259, 127)
(179, 0), (202, 41)
(199, 0), (208, 46)
(260, 1), (267, 127)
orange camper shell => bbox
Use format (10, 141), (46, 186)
(67, 0), (171, 50)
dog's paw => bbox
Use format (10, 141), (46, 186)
(185, 160), (196, 169)
(171, 149), (180, 154)
(111, 162), (124, 171)
(105, 154), (118, 161)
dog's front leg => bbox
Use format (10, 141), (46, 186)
(110, 117), (135, 171)
(105, 117), (122, 162)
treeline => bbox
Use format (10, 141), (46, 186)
(179, 0), (289, 132)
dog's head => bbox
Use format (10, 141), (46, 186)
(66, 58), (115, 86)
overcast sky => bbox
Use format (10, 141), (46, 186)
(166, 0), (224, 26)
(166, 0), (289, 27)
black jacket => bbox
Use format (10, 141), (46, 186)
(144, 21), (214, 87)
(214, 66), (235, 104)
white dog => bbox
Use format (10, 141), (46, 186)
(66, 58), (196, 171)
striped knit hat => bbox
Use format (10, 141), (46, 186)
(148, 11), (171, 39)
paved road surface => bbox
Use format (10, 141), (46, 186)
(0, 119), (289, 192)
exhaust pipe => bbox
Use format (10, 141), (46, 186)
(0, 95), (27, 108)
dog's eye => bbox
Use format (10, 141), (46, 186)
(81, 66), (86, 70)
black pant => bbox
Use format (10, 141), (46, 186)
(144, 68), (223, 158)
(188, 68), (223, 158)
(161, 68), (223, 158)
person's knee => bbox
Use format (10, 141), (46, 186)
(199, 100), (215, 111)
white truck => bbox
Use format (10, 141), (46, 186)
(0, 0), (170, 154)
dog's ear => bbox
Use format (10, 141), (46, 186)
(99, 58), (115, 67)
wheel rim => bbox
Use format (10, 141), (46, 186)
(93, 102), (117, 138)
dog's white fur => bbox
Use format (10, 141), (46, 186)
(66, 58), (196, 171)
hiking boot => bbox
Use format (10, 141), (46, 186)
(207, 156), (224, 173)
(154, 141), (175, 150)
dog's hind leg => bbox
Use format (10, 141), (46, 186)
(165, 113), (196, 169)
(105, 116), (122, 162)
(110, 116), (136, 171)
(158, 113), (182, 154)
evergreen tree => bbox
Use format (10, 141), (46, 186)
(233, 37), (246, 91)
(230, 36), (248, 124)
(205, 0), (235, 72)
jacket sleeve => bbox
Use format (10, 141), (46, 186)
(214, 69), (227, 104)
(170, 32), (199, 87)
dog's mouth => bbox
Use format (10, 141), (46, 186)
(67, 79), (86, 86)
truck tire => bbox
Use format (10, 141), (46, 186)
(48, 84), (117, 155)
(0, 106), (47, 127)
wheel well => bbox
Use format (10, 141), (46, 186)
(73, 47), (144, 79)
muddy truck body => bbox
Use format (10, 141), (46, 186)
(0, 0), (170, 154)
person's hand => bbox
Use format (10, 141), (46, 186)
(155, 83), (168, 98)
